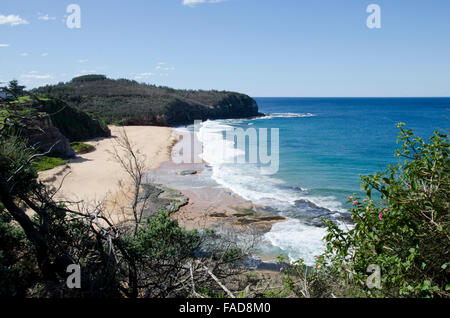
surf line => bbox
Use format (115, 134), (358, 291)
(172, 120), (280, 175)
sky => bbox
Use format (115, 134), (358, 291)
(0, 0), (449, 97)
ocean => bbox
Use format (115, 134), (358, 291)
(192, 98), (449, 264)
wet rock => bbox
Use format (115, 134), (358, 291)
(294, 199), (352, 227)
(210, 212), (228, 218)
(180, 170), (197, 176)
(141, 184), (189, 217)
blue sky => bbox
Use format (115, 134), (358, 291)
(1, 0), (449, 97)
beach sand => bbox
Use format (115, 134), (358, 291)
(39, 125), (178, 221)
(40, 125), (285, 234)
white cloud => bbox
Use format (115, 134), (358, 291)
(21, 72), (52, 80)
(80, 69), (97, 74)
(20, 52), (28, 56)
(182, 0), (225, 6)
(77, 59), (89, 63)
(38, 14), (56, 21)
(41, 53), (48, 57)
(156, 66), (175, 71)
(156, 62), (175, 71)
(0, 14), (29, 26)
(0, 44), (10, 47)
(134, 72), (153, 80)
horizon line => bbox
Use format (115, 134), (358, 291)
(252, 96), (450, 99)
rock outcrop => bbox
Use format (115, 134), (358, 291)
(39, 99), (111, 141)
(25, 114), (75, 158)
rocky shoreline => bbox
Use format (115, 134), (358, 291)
(139, 181), (289, 273)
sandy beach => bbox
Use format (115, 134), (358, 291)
(40, 125), (285, 234)
(39, 125), (178, 215)
(147, 129), (287, 233)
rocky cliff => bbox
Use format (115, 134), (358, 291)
(25, 114), (75, 158)
(8, 96), (110, 159)
(39, 99), (111, 141)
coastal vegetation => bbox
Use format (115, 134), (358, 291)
(32, 75), (262, 126)
(0, 80), (109, 159)
(1, 80), (448, 298)
(277, 125), (449, 298)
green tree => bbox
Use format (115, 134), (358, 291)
(6, 80), (26, 97)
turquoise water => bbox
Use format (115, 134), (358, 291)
(252, 97), (449, 206)
(194, 98), (449, 263)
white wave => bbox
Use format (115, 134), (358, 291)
(256, 112), (316, 120)
(211, 165), (298, 206)
(212, 168), (345, 213)
(196, 120), (244, 165)
(264, 218), (327, 265)
(296, 195), (346, 213)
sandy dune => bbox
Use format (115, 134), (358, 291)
(39, 126), (178, 206)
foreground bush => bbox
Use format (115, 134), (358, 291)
(322, 124), (449, 297)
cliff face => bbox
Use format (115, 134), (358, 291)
(162, 95), (260, 126)
(25, 114), (75, 158)
(33, 76), (262, 126)
(39, 99), (111, 141)
(11, 97), (110, 158)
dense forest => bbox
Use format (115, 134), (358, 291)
(33, 75), (262, 126)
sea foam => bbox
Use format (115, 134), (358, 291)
(255, 112), (316, 120)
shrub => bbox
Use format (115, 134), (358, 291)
(70, 142), (95, 154)
(323, 124), (449, 297)
(125, 210), (201, 261)
(0, 213), (39, 297)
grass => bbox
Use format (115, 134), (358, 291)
(16, 96), (32, 103)
(70, 142), (95, 154)
(31, 156), (67, 172)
